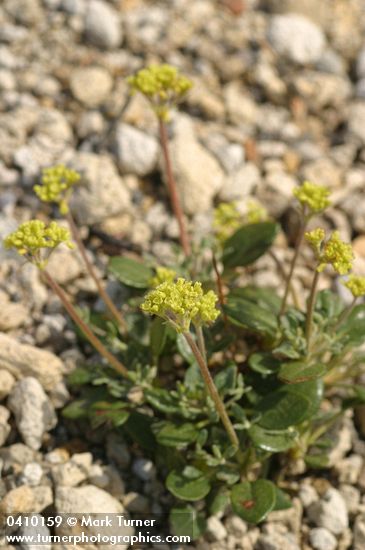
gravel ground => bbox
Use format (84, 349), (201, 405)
(1, 0), (365, 549)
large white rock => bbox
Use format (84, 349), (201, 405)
(113, 123), (159, 176)
(8, 377), (57, 450)
(268, 14), (326, 65)
(70, 67), (113, 108)
(70, 152), (130, 224)
(168, 115), (225, 215)
(85, 0), (123, 49)
(307, 488), (349, 535)
(0, 333), (64, 390)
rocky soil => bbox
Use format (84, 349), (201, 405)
(1, 0), (365, 549)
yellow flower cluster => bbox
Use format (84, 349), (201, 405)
(4, 220), (74, 268)
(305, 228), (325, 254)
(343, 275), (365, 298)
(293, 181), (331, 214)
(141, 277), (220, 332)
(246, 199), (269, 224)
(306, 229), (354, 275)
(213, 202), (242, 243)
(34, 165), (81, 215)
(149, 266), (177, 288)
(127, 64), (193, 121)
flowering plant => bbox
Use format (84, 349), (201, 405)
(6, 65), (365, 537)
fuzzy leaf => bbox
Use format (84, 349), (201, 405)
(278, 361), (327, 383)
(108, 257), (153, 288)
(231, 480), (276, 523)
(222, 222), (279, 269)
(156, 423), (199, 447)
(249, 424), (298, 452)
(166, 469), (211, 501)
(225, 296), (278, 338)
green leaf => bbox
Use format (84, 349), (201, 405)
(225, 296), (278, 338)
(249, 424), (299, 452)
(91, 404), (129, 428)
(177, 333), (196, 364)
(222, 222), (279, 269)
(256, 388), (312, 429)
(230, 286), (281, 315)
(67, 367), (94, 386)
(214, 364), (237, 394)
(249, 353), (280, 375)
(108, 257), (154, 288)
(170, 506), (206, 540)
(339, 305), (365, 346)
(231, 480), (277, 523)
(315, 289), (344, 319)
(209, 491), (230, 516)
(166, 469), (211, 501)
(278, 361), (327, 383)
(273, 487), (292, 511)
(304, 454), (330, 468)
(124, 412), (156, 451)
(150, 317), (171, 359)
(156, 423), (199, 448)
(62, 399), (89, 420)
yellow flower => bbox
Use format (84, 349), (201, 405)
(318, 231), (354, 275)
(141, 277), (220, 332)
(293, 181), (331, 214)
(4, 220), (74, 268)
(149, 266), (177, 288)
(305, 228), (326, 254)
(34, 164), (81, 214)
(343, 275), (365, 298)
(127, 64), (193, 121)
(246, 199), (269, 224)
(213, 202), (241, 243)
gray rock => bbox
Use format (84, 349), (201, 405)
(70, 152), (130, 224)
(0, 334), (64, 391)
(224, 515), (247, 537)
(169, 115), (224, 214)
(20, 462), (43, 487)
(299, 484), (318, 508)
(61, 0), (86, 15)
(268, 14), (326, 65)
(0, 370), (15, 400)
(202, 133), (245, 174)
(113, 124), (159, 176)
(256, 530), (300, 550)
(85, 0), (122, 49)
(17, 515), (51, 550)
(55, 485), (133, 549)
(4, 0), (42, 26)
(339, 484), (360, 515)
(123, 492), (150, 513)
(51, 460), (88, 487)
(356, 78), (365, 99)
(219, 162), (260, 201)
(206, 516), (227, 542)
(0, 444), (38, 468)
(70, 67), (113, 108)
(8, 377), (57, 450)
(132, 458), (156, 481)
(307, 488), (349, 535)
(335, 454), (363, 484)
(309, 528), (337, 550)
(0, 406), (11, 446)
(0, 291), (28, 331)
(106, 433), (131, 468)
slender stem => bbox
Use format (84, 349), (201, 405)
(66, 211), (128, 335)
(42, 269), (129, 378)
(269, 250), (300, 309)
(196, 325), (207, 362)
(280, 218), (307, 315)
(305, 270), (320, 353)
(184, 332), (239, 448)
(333, 296), (357, 331)
(212, 251), (228, 326)
(158, 119), (191, 257)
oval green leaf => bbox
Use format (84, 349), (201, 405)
(166, 470), (211, 501)
(231, 480), (277, 523)
(249, 352), (280, 375)
(257, 389), (312, 430)
(108, 257), (154, 288)
(156, 422), (199, 447)
(225, 297), (278, 338)
(222, 222), (279, 269)
(279, 361), (327, 383)
(249, 424), (299, 452)
(170, 506), (206, 540)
